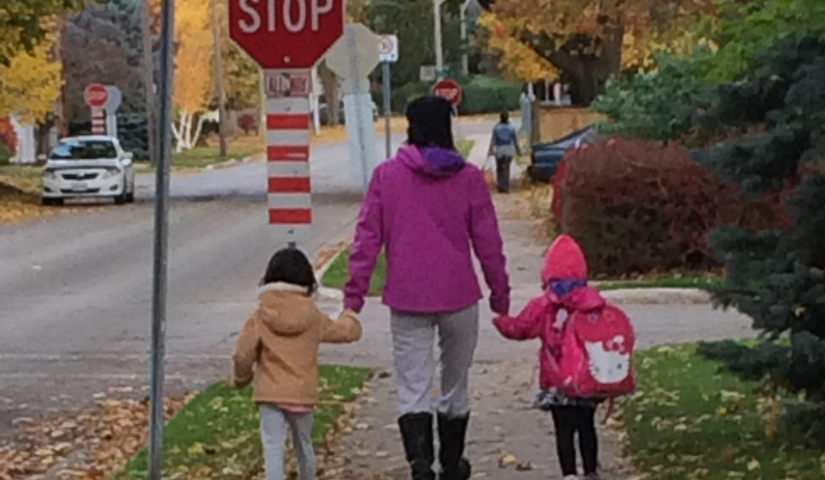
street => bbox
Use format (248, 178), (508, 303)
(0, 120), (497, 436)
(0, 135), (407, 434)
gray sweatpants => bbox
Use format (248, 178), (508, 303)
(260, 405), (316, 480)
(390, 304), (479, 416)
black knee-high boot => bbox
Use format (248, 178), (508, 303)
(437, 413), (471, 480)
(398, 413), (437, 480)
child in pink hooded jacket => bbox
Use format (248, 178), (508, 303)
(494, 235), (604, 480)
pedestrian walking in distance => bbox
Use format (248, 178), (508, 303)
(345, 95), (511, 480)
(488, 111), (521, 193)
(233, 248), (363, 480)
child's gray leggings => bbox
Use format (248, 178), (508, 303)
(260, 405), (316, 480)
(390, 304), (479, 416)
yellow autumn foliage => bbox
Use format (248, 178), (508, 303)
(0, 27), (61, 124)
(173, 0), (212, 115)
(482, 0), (714, 81)
(478, 13), (557, 83)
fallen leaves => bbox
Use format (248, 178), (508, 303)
(0, 394), (192, 480)
(0, 180), (106, 224)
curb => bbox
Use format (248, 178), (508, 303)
(600, 288), (712, 305)
(314, 240), (351, 302)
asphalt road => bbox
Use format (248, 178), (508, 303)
(0, 133), (413, 435)
(0, 119), (502, 436)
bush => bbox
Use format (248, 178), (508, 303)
(0, 116), (18, 163)
(592, 53), (710, 143)
(237, 113), (257, 135)
(390, 81), (429, 114)
(388, 76), (521, 116)
(458, 76), (520, 115)
(553, 138), (788, 276)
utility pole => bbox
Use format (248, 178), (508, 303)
(148, 0), (175, 476)
(55, 15), (67, 138)
(434, 0), (445, 79)
(211, 0), (227, 157)
(141, 0), (155, 165)
(459, 5), (468, 76)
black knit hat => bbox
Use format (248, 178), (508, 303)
(406, 95), (455, 150)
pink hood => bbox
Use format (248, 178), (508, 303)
(541, 234), (588, 282)
(542, 235), (603, 311)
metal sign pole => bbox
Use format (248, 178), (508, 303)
(382, 61), (391, 159)
(148, 0), (175, 477)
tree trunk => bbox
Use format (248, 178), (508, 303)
(141, 0), (156, 164)
(572, 23), (624, 105)
(532, 23), (625, 106)
(192, 114), (206, 151)
(211, 0), (227, 157)
(317, 60), (340, 126)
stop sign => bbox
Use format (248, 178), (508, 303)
(229, 0), (345, 69)
(85, 83), (109, 109)
(432, 78), (463, 106)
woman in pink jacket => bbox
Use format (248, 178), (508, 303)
(344, 96), (510, 480)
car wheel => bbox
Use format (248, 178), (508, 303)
(115, 182), (128, 205)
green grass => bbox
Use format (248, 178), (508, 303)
(114, 365), (371, 480)
(171, 145), (259, 169)
(457, 139), (475, 159)
(597, 275), (723, 291)
(623, 344), (823, 480)
(0, 164), (42, 180)
(321, 247), (386, 296)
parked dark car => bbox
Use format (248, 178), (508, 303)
(527, 126), (598, 183)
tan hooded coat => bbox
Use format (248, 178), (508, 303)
(233, 283), (363, 406)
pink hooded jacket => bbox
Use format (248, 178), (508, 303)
(494, 235), (606, 389)
(344, 145), (510, 315)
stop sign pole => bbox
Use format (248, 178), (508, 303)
(229, 0), (345, 248)
(85, 83), (108, 135)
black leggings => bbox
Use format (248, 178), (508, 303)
(550, 406), (598, 476)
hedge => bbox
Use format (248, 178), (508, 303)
(380, 75), (522, 115)
(458, 76), (521, 115)
(552, 138), (790, 276)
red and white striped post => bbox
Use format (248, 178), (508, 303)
(85, 83), (109, 135)
(264, 70), (313, 247)
(91, 108), (106, 135)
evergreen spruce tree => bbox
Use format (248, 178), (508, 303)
(695, 36), (825, 444)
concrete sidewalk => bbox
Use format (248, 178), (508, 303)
(318, 175), (753, 479)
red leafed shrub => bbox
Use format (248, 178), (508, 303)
(237, 113), (257, 135)
(554, 138), (789, 276)
(0, 117), (18, 162)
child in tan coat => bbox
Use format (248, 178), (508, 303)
(233, 248), (363, 480)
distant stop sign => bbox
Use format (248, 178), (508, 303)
(229, 0), (345, 69)
(432, 78), (463, 106)
(85, 83), (109, 109)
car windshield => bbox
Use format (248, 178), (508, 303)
(50, 139), (117, 160)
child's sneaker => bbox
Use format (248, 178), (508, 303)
(563, 476), (578, 480)
(583, 474), (601, 480)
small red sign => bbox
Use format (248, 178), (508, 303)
(432, 78), (463, 106)
(85, 83), (109, 109)
(265, 70), (312, 98)
(229, 0), (345, 69)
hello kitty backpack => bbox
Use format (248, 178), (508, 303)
(557, 303), (636, 398)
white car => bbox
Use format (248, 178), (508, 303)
(41, 136), (136, 206)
